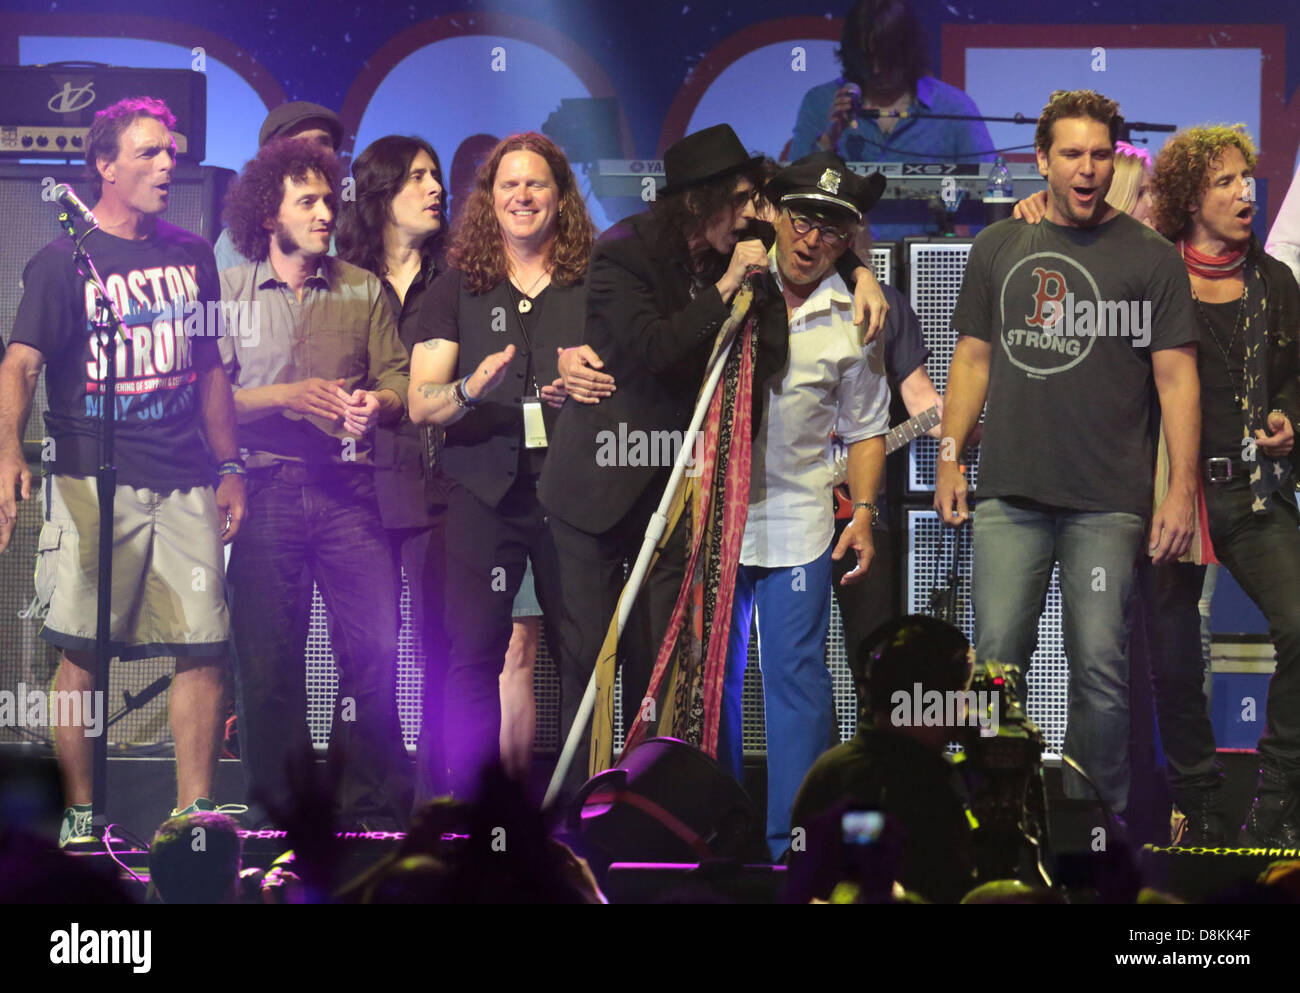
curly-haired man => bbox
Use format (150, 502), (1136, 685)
(1145, 124), (1300, 846)
(219, 137), (412, 830)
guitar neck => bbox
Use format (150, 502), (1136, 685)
(883, 404), (941, 455)
(833, 404), (942, 487)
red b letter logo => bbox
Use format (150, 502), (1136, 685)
(1025, 267), (1067, 328)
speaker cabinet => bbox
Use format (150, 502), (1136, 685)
(903, 238), (983, 495)
(904, 507), (1069, 758)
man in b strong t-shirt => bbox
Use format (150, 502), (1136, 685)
(934, 90), (1201, 817)
(0, 98), (246, 845)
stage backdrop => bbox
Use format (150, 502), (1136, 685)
(1, 1), (1298, 230)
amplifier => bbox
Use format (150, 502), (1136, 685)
(866, 241), (895, 287)
(0, 63), (206, 160)
(904, 237), (981, 495)
(904, 507), (1068, 758)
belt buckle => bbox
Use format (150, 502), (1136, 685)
(1205, 457), (1233, 484)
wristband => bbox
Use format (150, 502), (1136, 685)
(452, 377), (474, 409)
(218, 460), (247, 476)
(462, 375), (483, 407)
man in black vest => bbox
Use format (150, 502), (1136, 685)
(409, 134), (593, 796)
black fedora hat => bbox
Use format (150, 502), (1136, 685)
(766, 151), (886, 221)
(660, 124), (763, 196)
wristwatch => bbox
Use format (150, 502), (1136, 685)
(852, 501), (879, 526)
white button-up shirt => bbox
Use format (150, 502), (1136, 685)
(740, 251), (891, 568)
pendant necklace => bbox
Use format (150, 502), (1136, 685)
(512, 266), (551, 314)
(1192, 281), (1248, 409)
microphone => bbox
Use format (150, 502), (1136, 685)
(743, 218), (776, 252)
(843, 82), (862, 131)
(50, 184), (98, 228)
(739, 219), (776, 299)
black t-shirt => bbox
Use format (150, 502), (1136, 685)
(883, 283), (931, 386)
(11, 221), (221, 489)
(950, 213), (1197, 515)
(1195, 298), (1250, 458)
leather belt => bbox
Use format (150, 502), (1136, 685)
(247, 462), (369, 486)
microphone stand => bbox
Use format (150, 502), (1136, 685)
(857, 108), (1176, 136)
(55, 206), (128, 832)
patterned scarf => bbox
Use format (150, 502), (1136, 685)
(1232, 260), (1294, 513)
(588, 285), (759, 775)
(1180, 240), (1246, 280)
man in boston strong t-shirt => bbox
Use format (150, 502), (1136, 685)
(934, 90), (1201, 817)
(0, 98), (246, 844)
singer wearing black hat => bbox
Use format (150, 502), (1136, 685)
(540, 125), (887, 796)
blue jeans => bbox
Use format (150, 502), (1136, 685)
(229, 468), (410, 823)
(719, 544), (836, 860)
(973, 497), (1145, 813)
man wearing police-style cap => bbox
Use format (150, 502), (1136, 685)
(214, 101), (343, 271)
(716, 151), (893, 860)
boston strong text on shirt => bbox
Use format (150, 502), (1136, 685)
(10, 220), (223, 491)
(949, 212), (1197, 517)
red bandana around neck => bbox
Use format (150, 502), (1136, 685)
(1179, 240), (1247, 279)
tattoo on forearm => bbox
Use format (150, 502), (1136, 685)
(418, 382), (455, 401)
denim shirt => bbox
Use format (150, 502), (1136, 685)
(790, 75), (995, 164)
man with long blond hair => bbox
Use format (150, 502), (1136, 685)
(1146, 124), (1300, 846)
(409, 133), (595, 796)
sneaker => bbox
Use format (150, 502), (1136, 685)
(59, 804), (97, 848)
(170, 798), (250, 819)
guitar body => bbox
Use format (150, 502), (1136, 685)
(833, 403), (942, 519)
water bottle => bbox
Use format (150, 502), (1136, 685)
(985, 155), (1015, 224)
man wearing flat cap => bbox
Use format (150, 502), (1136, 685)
(716, 151), (892, 859)
(214, 101), (344, 271)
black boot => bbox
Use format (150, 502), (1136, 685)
(1171, 787), (1229, 846)
(1238, 770), (1300, 849)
